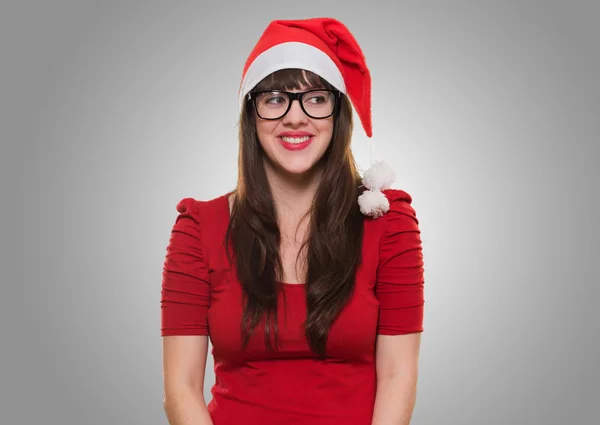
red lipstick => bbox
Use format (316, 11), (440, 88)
(277, 131), (314, 151)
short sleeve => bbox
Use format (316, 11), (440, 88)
(160, 198), (211, 336)
(375, 189), (425, 335)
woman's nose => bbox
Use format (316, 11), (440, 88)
(282, 99), (308, 124)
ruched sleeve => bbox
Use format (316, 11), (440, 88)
(160, 198), (211, 336)
(375, 189), (425, 335)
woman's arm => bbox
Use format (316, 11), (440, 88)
(162, 335), (214, 425)
(371, 333), (422, 425)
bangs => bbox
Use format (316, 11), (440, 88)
(253, 68), (335, 92)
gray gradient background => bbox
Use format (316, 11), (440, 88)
(2, 1), (599, 424)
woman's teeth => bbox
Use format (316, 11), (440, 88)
(280, 136), (311, 144)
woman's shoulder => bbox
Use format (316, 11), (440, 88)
(378, 187), (420, 228)
(173, 190), (233, 223)
(362, 187), (420, 239)
(175, 190), (232, 211)
(382, 188), (413, 204)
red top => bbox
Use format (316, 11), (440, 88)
(160, 189), (425, 425)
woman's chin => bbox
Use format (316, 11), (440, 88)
(275, 159), (319, 177)
(281, 165), (313, 176)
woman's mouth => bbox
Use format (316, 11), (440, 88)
(278, 136), (314, 151)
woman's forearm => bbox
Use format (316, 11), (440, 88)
(163, 386), (214, 425)
(370, 373), (418, 425)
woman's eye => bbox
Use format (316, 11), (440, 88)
(265, 96), (286, 104)
(306, 94), (328, 104)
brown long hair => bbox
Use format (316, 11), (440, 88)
(225, 68), (366, 359)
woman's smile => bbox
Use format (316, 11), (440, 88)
(277, 131), (316, 151)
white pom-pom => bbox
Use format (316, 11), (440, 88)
(358, 190), (390, 218)
(362, 160), (395, 190)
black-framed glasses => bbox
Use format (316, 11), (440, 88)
(248, 89), (340, 120)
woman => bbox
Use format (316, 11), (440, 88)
(160, 17), (425, 425)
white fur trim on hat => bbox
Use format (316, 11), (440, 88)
(238, 41), (346, 108)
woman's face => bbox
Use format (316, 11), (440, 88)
(254, 85), (334, 177)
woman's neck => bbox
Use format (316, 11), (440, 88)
(264, 160), (321, 224)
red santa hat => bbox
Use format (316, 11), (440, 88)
(238, 17), (395, 218)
